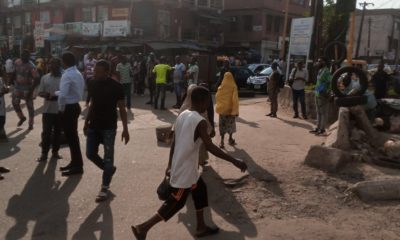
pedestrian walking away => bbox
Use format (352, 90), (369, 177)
(116, 55), (133, 110)
(11, 50), (40, 130)
(172, 55), (186, 109)
(152, 56), (172, 110)
(266, 62), (280, 118)
(216, 72), (239, 149)
(58, 52), (85, 177)
(36, 58), (63, 162)
(310, 57), (332, 136)
(84, 60), (130, 202)
(146, 53), (157, 104)
(131, 86), (247, 240)
(289, 61), (308, 119)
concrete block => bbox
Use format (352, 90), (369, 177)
(349, 179), (400, 202)
(304, 145), (352, 173)
(325, 107), (351, 150)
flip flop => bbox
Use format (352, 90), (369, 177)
(228, 139), (236, 146)
(195, 226), (220, 238)
(131, 225), (147, 240)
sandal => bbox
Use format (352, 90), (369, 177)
(195, 226), (220, 238)
(131, 225), (147, 240)
(228, 139), (236, 146)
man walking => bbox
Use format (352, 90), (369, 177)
(84, 60), (130, 202)
(131, 86), (247, 240)
(12, 50), (40, 130)
(58, 52), (85, 176)
(152, 56), (171, 110)
(310, 57), (332, 136)
(172, 55), (186, 109)
(289, 61), (308, 119)
(266, 62), (280, 118)
(36, 58), (63, 162)
(116, 55), (133, 110)
(186, 56), (199, 85)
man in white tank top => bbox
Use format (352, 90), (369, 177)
(131, 86), (247, 240)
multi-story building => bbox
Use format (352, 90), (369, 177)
(0, 0), (225, 56)
(223, 0), (311, 61)
(352, 8), (400, 62)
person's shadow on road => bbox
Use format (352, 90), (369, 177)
(177, 167), (258, 239)
(72, 194), (115, 240)
(5, 159), (81, 240)
(0, 128), (30, 161)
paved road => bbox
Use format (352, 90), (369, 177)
(0, 91), (322, 240)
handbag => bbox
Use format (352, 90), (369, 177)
(157, 176), (171, 201)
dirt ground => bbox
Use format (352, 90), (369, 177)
(210, 97), (400, 240)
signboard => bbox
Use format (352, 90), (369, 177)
(34, 21), (45, 48)
(103, 20), (129, 37)
(82, 23), (101, 36)
(253, 25), (262, 32)
(65, 22), (83, 34)
(111, 8), (129, 18)
(288, 17), (314, 56)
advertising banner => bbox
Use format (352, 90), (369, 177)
(82, 23), (101, 37)
(103, 20), (130, 37)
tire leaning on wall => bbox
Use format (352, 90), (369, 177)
(331, 66), (368, 98)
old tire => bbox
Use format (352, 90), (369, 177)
(335, 96), (368, 107)
(332, 66), (368, 97)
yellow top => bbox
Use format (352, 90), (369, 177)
(216, 72), (239, 116)
(153, 64), (172, 84)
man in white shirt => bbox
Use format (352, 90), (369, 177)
(172, 55), (186, 109)
(58, 52), (85, 176)
(36, 58), (63, 162)
(131, 86), (247, 240)
(186, 56), (199, 85)
(289, 61), (308, 119)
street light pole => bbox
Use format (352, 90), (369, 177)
(355, 1), (374, 58)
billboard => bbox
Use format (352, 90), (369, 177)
(288, 17), (314, 56)
(103, 20), (130, 37)
(82, 23), (101, 37)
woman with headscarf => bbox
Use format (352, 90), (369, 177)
(179, 84), (215, 165)
(216, 72), (239, 149)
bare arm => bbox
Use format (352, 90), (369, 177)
(166, 134), (175, 176)
(117, 100), (130, 144)
(197, 120), (247, 171)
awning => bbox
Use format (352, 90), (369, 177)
(47, 35), (66, 41)
(146, 42), (209, 52)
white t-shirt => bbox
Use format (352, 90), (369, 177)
(170, 110), (205, 188)
(38, 73), (61, 114)
(187, 65), (199, 85)
(290, 68), (308, 90)
(5, 59), (14, 73)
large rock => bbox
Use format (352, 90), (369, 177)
(349, 179), (400, 202)
(304, 145), (352, 173)
(325, 107), (351, 150)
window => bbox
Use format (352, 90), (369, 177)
(97, 6), (108, 22)
(230, 16), (238, 32)
(40, 11), (50, 24)
(243, 15), (253, 32)
(265, 15), (273, 32)
(274, 16), (282, 33)
(290, 0), (305, 5)
(198, 0), (208, 7)
(210, 0), (222, 8)
(82, 7), (94, 22)
(25, 12), (31, 25)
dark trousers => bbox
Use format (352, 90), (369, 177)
(174, 81), (184, 106)
(62, 103), (83, 169)
(0, 115), (5, 129)
(155, 84), (166, 108)
(292, 89), (307, 116)
(158, 177), (208, 221)
(41, 113), (61, 156)
(268, 90), (278, 114)
(148, 77), (156, 103)
(86, 129), (116, 187)
(137, 75), (145, 95)
(122, 83), (132, 109)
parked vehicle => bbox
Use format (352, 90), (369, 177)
(215, 66), (254, 90)
(247, 67), (282, 92)
(246, 63), (270, 74)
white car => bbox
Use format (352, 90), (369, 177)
(247, 67), (282, 92)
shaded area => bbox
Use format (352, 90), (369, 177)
(5, 160), (81, 240)
(177, 167), (258, 239)
(72, 194), (115, 240)
(278, 117), (314, 131)
(236, 117), (260, 129)
(0, 128), (30, 161)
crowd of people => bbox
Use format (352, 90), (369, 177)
(0, 47), (393, 238)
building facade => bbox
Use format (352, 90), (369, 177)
(223, 0), (310, 62)
(0, 0), (225, 56)
(352, 9), (400, 62)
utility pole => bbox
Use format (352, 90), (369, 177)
(279, 0), (290, 59)
(367, 18), (371, 58)
(355, 1), (374, 58)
